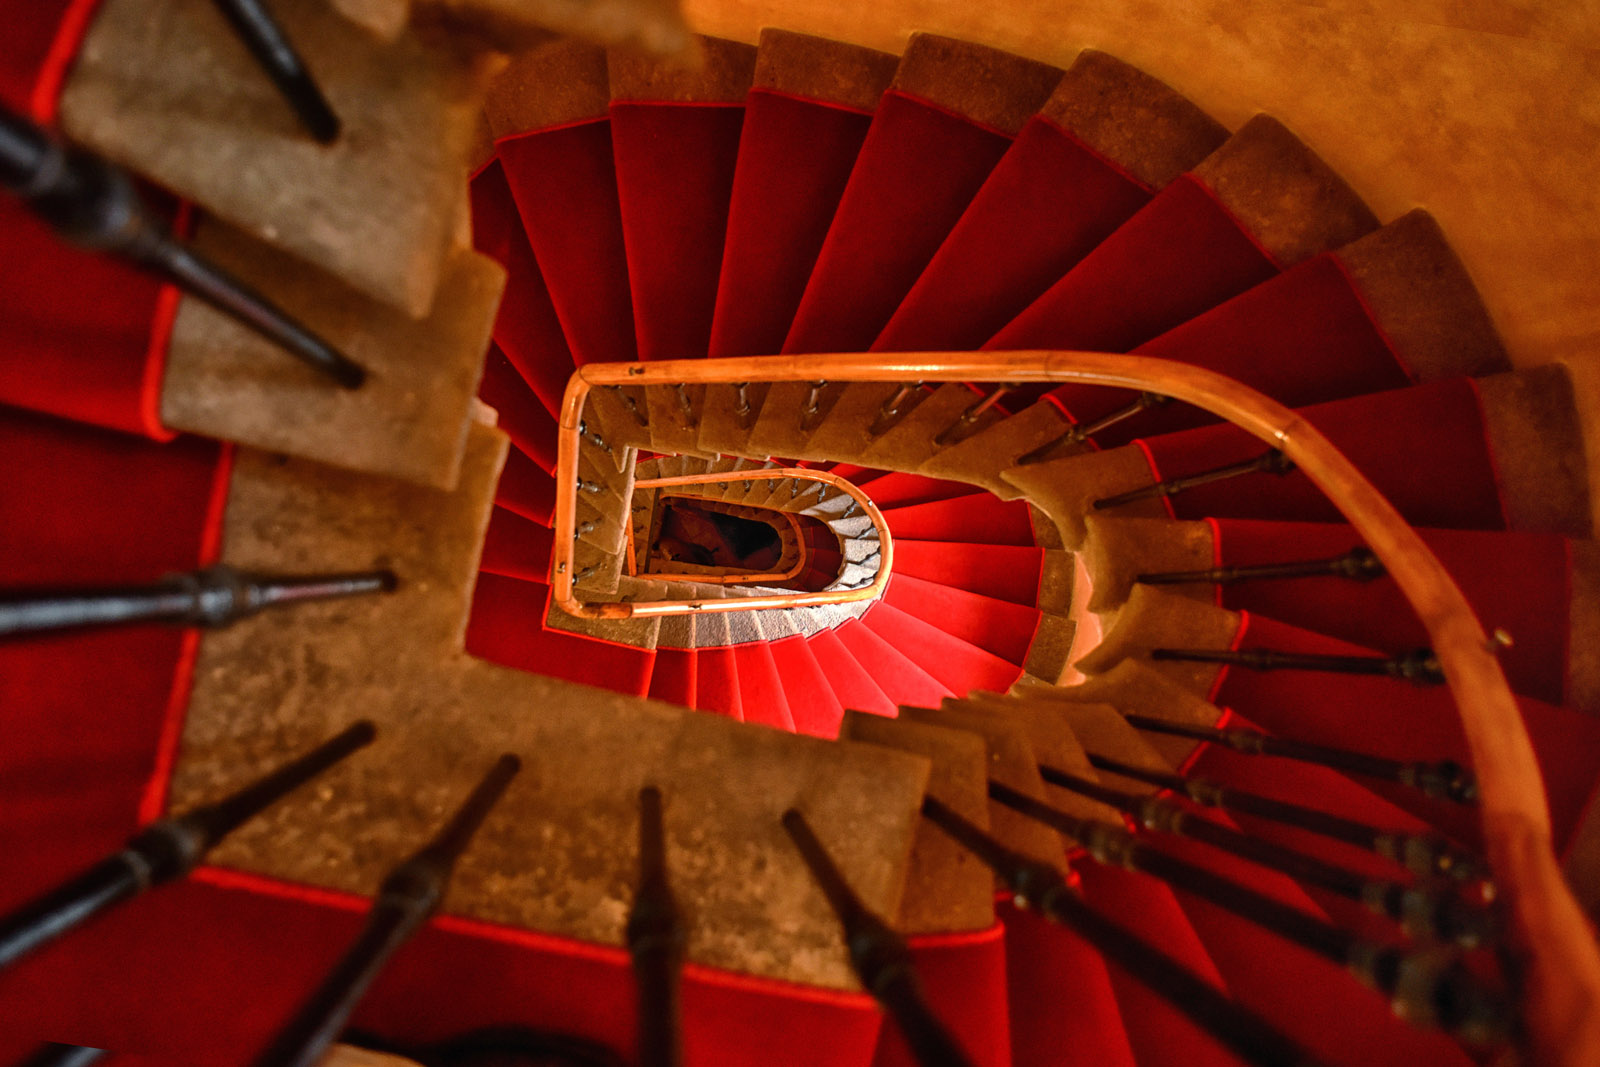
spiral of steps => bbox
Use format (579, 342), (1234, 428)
(3, 4), (1600, 1066)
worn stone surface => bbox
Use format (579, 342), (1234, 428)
(891, 33), (1061, 136)
(916, 402), (1073, 499)
(427, 0), (694, 58)
(697, 383), (769, 456)
(645, 385), (710, 456)
(897, 705), (1066, 875)
(1023, 614), (1077, 684)
(1036, 660), (1224, 768)
(485, 39), (611, 137)
(799, 383), (912, 465)
(858, 384), (1006, 471)
(754, 29), (898, 111)
(1002, 445), (1166, 548)
(1478, 364), (1593, 538)
(1041, 700), (1175, 788)
(1043, 49), (1228, 190)
(609, 34), (756, 101)
(951, 695), (1123, 830)
(1080, 515), (1214, 613)
(743, 382), (833, 460)
(841, 713), (996, 933)
(1193, 114), (1378, 267)
(163, 223), (501, 490)
(1338, 210), (1511, 383)
(1073, 584), (1236, 696)
(62, 0), (495, 317)
(169, 427), (930, 990)
(1037, 550), (1077, 616)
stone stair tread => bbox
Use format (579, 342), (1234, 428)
(856, 383), (1002, 471)
(896, 704), (1067, 874)
(162, 223), (502, 490)
(62, 0), (490, 317)
(840, 711), (996, 933)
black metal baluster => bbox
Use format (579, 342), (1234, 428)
(1150, 646), (1445, 686)
(782, 810), (975, 1067)
(1093, 449), (1294, 511)
(799, 381), (829, 432)
(1037, 766), (1496, 947)
(987, 783), (1510, 1043)
(1017, 392), (1173, 463)
(18, 1045), (109, 1067)
(1, 106), (366, 388)
(209, 0), (341, 143)
(0, 565), (397, 640)
(0, 721), (376, 972)
(869, 383), (925, 436)
(1084, 753), (1481, 882)
(1119, 715), (1478, 804)
(933, 385), (1013, 447)
(609, 386), (649, 427)
(254, 754), (521, 1067)
(628, 787), (685, 1067)
(674, 385), (695, 424)
(733, 382), (752, 424)
(920, 797), (1326, 1067)
(1137, 547), (1385, 587)
(579, 420), (611, 455)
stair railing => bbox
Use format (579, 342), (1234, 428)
(554, 350), (1600, 1065)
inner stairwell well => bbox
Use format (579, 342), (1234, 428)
(3, 4), (1600, 1067)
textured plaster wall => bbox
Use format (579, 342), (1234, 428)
(682, 0), (1600, 522)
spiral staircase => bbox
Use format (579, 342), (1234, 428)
(3, 3), (1600, 1066)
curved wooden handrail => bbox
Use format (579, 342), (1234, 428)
(556, 351), (1600, 1062)
(554, 467), (891, 619)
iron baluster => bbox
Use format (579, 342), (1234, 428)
(1037, 766), (1496, 947)
(733, 382), (752, 420)
(674, 385), (695, 421)
(1150, 646), (1445, 686)
(869, 382), (924, 436)
(0, 721), (376, 972)
(783, 810), (975, 1067)
(0, 105), (366, 388)
(1084, 753), (1480, 883)
(0, 565), (396, 639)
(609, 386), (649, 427)
(628, 787), (685, 1067)
(920, 797), (1326, 1067)
(799, 381), (829, 432)
(1137, 547), (1385, 587)
(933, 385), (1013, 447)
(1118, 715), (1477, 804)
(1017, 392), (1174, 464)
(578, 479), (606, 494)
(209, 0), (341, 143)
(1093, 449), (1295, 511)
(19, 1046), (109, 1067)
(255, 754), (521, 1067)
(987, 783), (1510, 1043)
(575, 520), (598, 539)
(578, 420), (611, 454)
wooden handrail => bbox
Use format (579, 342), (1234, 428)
(555, 351), (1600, 1063)
(554, 467), (891, 619)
